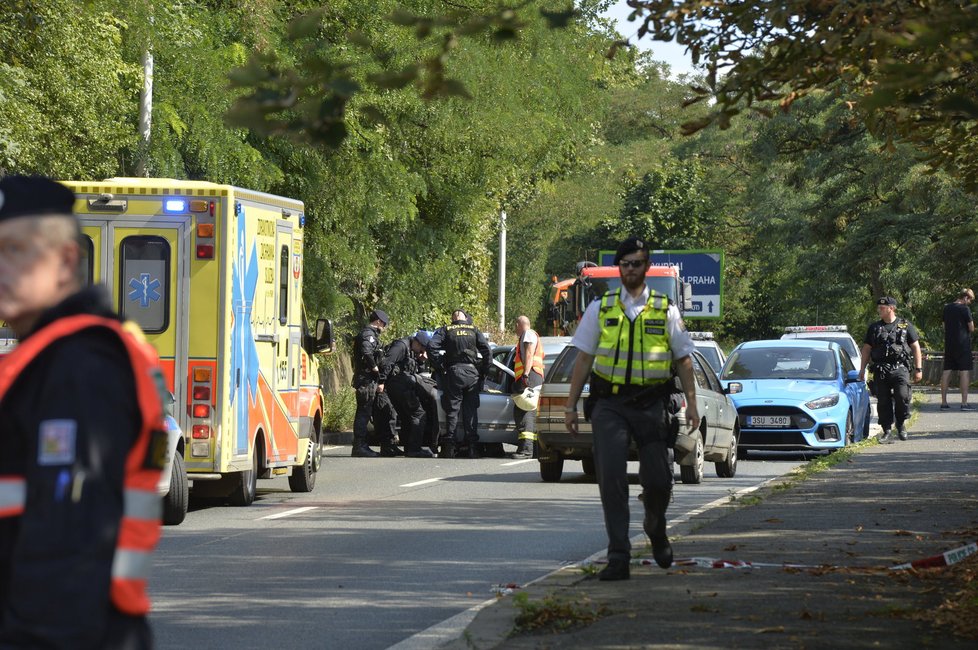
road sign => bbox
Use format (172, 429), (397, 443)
(598, 249), (724, 319)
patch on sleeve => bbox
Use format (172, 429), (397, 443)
(38, 420), (77, 466)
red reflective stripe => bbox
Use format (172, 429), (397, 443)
(117, 517), (162, 550)
(111, 578), (150, 615)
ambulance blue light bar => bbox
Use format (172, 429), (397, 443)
(164, 199), (188, 213)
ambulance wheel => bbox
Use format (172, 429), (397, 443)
(162, 452), (188, 525)
(289, 437), (319, 493)
(229, 448), (258, 506)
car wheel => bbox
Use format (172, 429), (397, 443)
(845, 411), (855, 446)
(715, 424), (739, 479)
(581, 456), (596, 477)
(229, 442), (259, 506)
(539, 458), (564, 482)
(162, 451), (188, 525)
(680, 434), (704, 484)
(862, 402), (871, 441)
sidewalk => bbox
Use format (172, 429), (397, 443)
(447, 389), (978, 649)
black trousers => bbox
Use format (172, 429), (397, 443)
(442, 363), (480, 444)
(387, 374), (426, 451)
(876, 367), (911, 431)
(353, 378), (395, 446)
(591, 396), (672, 563)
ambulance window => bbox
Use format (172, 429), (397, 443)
(119, 236), (170, 333)
(279, 245), (289, 324)
(80, 235), (94, 286)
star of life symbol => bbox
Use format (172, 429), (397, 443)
(128, 273), (162, 308)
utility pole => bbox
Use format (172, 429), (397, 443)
(135, 28), (153, 176)
(498, 209), (507, 333)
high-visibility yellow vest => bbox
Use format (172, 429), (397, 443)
(593, 290), (671, 385)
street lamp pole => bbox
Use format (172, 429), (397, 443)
(498, 209), (507, 334)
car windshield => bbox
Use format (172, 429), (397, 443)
(695, 345), (723, 374)
(722, 347), (837, 380)
(581, 276), (678, 308)
(546, 346), (581, 383)
(797, 335), (858, 359)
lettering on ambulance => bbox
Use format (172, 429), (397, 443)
(231, 207), (261, 456)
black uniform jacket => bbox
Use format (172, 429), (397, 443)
(379, 337), (416, 384)
(353, 325), (383, 378)
(0, 286), (143, 648)
(428, 321), (492, 375)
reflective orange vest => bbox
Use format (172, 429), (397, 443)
(513, 330), (545, 381)
(0, 314), (165, 616)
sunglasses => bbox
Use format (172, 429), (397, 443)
(618, 259), (646, 269)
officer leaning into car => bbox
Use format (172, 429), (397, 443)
(427, 309), (492, 459)
(563, 236), (699, 581)
(351, 309), (400, 457)
(858, 296), (923, 442)
(0, 175), (167, 648)
(379, 330), (435, 458)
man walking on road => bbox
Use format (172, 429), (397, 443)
(511, 315), (544, 459)
(563, 237), (699, 581)
(859, 296), (923, 441)
(941, 288), (974, 410)
(0, 176), (166, 648)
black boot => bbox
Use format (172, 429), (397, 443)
(380, 443), (404, 457)
(351, 442), (379, 458)
(437, 438), (455, 459)
(597, 558), (630, 581)
(644, 491), (673, 569)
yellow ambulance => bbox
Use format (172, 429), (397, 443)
(64, 178), (333, 516)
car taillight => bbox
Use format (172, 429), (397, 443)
(192, 425), (210, 439)
(189, 365), (214, 457)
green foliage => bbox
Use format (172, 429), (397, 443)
(623, 0), (978, 190)
(321, 386), (357, 433)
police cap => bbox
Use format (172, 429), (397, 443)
(877, 296), (897, 307)
(613, 236), (650, 265)
(412, 330), (432, 347)
(369, 309), (390, 326)
(0, 175), (75, 223)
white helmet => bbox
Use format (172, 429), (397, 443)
(512, 385), (540, 412)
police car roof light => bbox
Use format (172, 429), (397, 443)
(688, 331), (715, 340)
(783, 325), (848, 333)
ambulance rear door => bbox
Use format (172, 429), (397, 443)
(79, 216), (190, 428)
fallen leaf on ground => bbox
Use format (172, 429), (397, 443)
(758, 626), (785, 634)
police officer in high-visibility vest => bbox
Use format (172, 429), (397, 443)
(858, 296), (923, 442)
(0, 176), (167, 648)
(563, 237), (699, 581)
(428, 310), (492, 458)
(511, 315), (545, 459)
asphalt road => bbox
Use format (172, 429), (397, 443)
(149, 447), (806, 649)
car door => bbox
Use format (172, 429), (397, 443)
(477, 347), (517, 439)
(698, 352), (736, 447)
(838, 347), (867, 428)
(689, 351), (721, 447)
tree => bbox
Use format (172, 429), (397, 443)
(621, 0), (978, 190)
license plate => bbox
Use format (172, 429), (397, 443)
(748, 415), (791, 427)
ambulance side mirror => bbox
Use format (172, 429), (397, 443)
(682, 282), (693, 312)
(306, 318), (334, 354)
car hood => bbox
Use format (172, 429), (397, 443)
(723, 379), (839, 405)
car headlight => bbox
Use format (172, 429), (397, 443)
(805, 393), (840, 410)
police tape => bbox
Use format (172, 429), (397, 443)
(592, 541), (978, 572)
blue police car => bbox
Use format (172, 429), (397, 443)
(719, 339), (872, 454)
